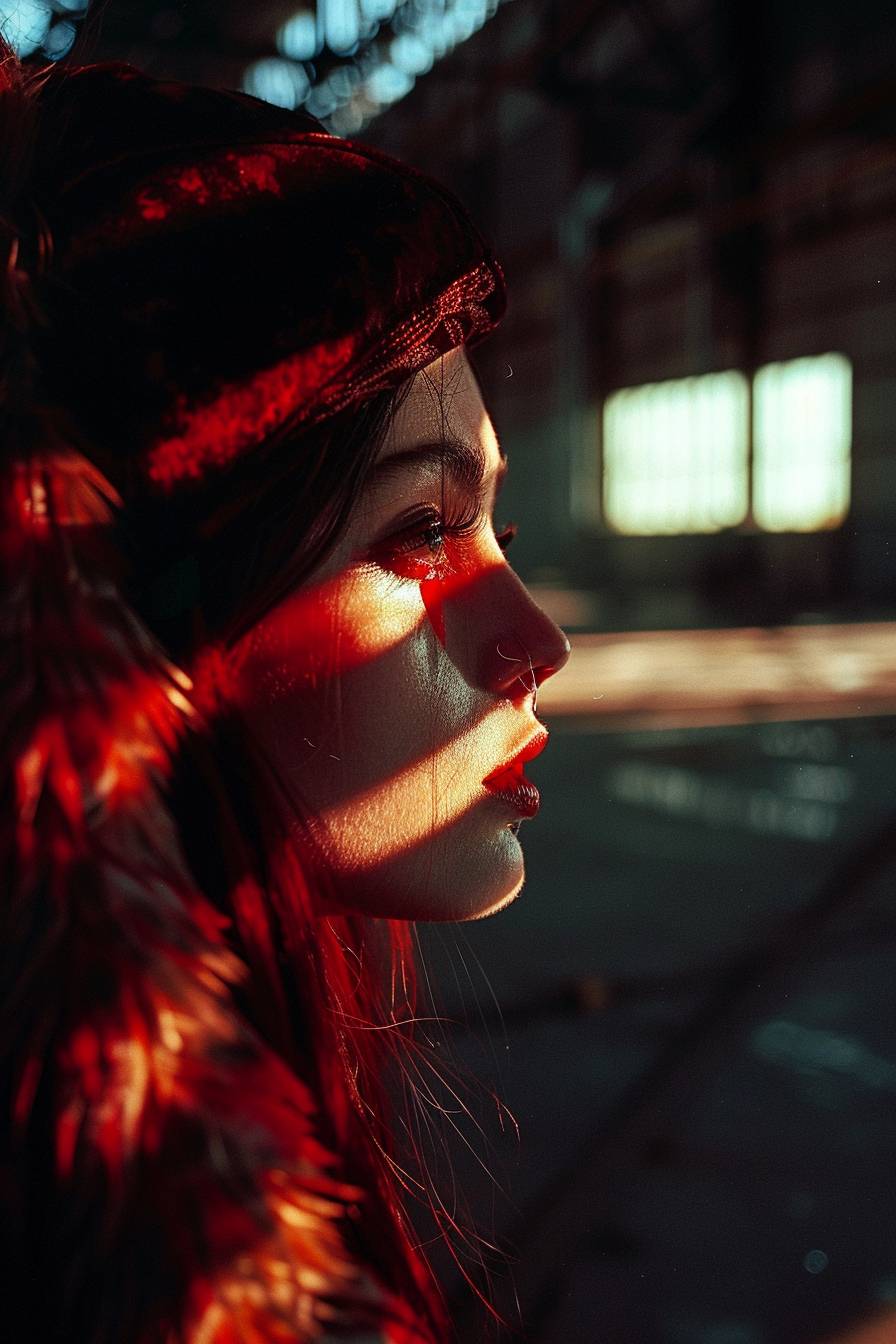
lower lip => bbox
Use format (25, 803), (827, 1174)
(483, 775), (540, 818)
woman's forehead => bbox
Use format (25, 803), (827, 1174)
(383, 348), (501, 468)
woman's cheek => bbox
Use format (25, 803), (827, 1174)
(240, 570), (430, 706)
(420, 578), (446, 645)
(419, 557), (480, 649)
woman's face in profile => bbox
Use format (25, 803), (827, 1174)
(237, 347), (570, 921)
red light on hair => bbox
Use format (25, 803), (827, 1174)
(147, 337), (358, 486)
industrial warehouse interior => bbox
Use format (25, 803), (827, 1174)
(6, 3), (896, 1342)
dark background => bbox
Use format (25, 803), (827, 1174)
(21, 3), (896, 1340)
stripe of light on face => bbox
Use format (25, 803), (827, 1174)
(232, 566), (428, 701)
(364, 426), (509, 647)
(316, 715), (502, 872)
(234, 427), (509, 701)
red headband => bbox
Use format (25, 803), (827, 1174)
(26, 61), (505, 490)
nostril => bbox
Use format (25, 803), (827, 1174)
(492, 635), (537, 697)
(532, 633), (571, 686)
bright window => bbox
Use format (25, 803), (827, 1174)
(602, 371), (749, 534)
(599, 356), (852, 535)
(752, 354), (852, 532)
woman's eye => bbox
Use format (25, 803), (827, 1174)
(377, 510), (517, 584)
(421, 518), (446, 554)
(392, 513), (453, 562)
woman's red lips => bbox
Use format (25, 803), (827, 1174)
(482, 728), (548, 818)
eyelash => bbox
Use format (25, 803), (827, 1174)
(381, 505), (518, 583)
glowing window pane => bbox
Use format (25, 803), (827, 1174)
(269, 0), (507, 133)
(42, 17), (77, 58)
(322, 0), (361, 54)
(360, 0), (399, 20)
(365, 61), (414, 105)
(449, 0), (489, 42)
(390, 33), (434, 75)
(602, 371), (749, 534)
(0, 0), (52, 57)
(276, 11), (319, 61)
(753, 354), (852, 532)
(242, 58), (310, 109)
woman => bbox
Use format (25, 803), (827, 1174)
(0, 38), (569, 1344)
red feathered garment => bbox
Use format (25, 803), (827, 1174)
(0, 58), (505, 1342)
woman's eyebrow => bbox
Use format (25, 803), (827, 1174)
(369, 435), (508, 494)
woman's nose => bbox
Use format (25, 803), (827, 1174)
(457, 565), (571, 700)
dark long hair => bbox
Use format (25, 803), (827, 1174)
(152, 384), (457, 1321)
(0, 38), (496, 1344)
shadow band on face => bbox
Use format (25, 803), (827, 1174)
(225, 560), (545, 812)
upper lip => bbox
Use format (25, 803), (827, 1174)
(483, 727), (549, 786)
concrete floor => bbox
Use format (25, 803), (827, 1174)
(415, 714), (896, 1343)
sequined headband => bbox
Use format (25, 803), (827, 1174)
(20, 60), (505, 493)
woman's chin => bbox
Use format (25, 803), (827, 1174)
(471, 822), (527, 915)
(321, 819), (527, 922)
(410, 820), (527, 922)
(401, 816), (525, 921)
